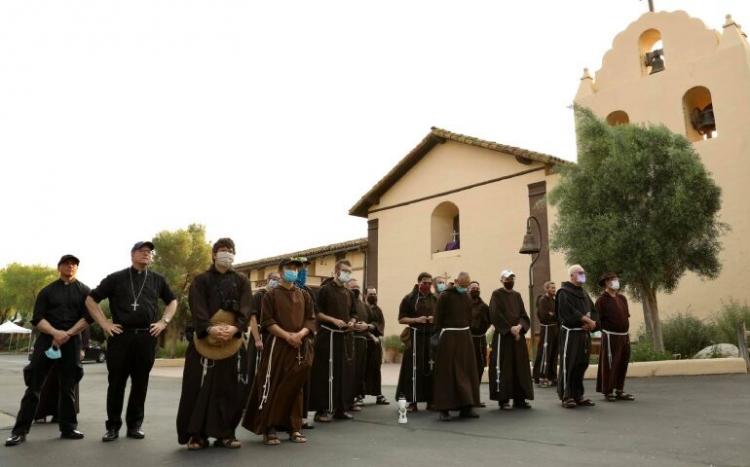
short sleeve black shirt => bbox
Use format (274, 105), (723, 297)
(32, 279), (92, 331)
(89, 267), (176, 328)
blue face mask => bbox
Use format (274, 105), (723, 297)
(45, 345), (62, 360)
(577, 273), (587, 284)
(295, 268), (308, 287)
(283, 269), (299, 283)
(436, 283), (447, 293)
(455, 286), (467, 294)
(267, 279), (279, 289)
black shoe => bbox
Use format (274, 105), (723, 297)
(5, 434), (25, 447)
(499, 402), (512, 410)
(102, 429), (119, 442)
(438, 411), (452, 422)
(333, 411), (353, 420)
(514, 400), (532, 409)
(126, 428), (145, 439)
(459, 409), (480, 418)
(375, 396), (390, 405)
(60, 430), (85, 440)
(301, 422), (315, 430)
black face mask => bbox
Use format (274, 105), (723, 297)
(366, 296), (377, 304)
(503, 281), (515, 290)
(470, 291), (480, 299)
(352, 289), (361, 299)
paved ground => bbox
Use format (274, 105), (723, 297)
(0, 354), (748, 467)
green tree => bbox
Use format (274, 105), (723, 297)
(549, 107), (726, 352)
(150, 224), (212, 357)
(0, 263), (58, 324)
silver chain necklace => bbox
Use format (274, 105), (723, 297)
(129, 268), (149, 311)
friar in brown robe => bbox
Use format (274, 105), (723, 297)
(347, 279), (369, 409)
(243, 258), (315, 445)
(176, 238), (251, 449)
(395, 272), (438, 411)
(364, 288), (389, 404)
(242, 272), (279, 405)
(532, 281), (559, 387)
(309, 259), (363, 422)
(556, 265), (599, 408)
(488, 270), (534, 409)
(431, 272), (480, 421)
(595, 272), (634, 401)
(468, 281), (490, 406)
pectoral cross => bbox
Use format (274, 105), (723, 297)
(296, 349), (303, 366)
(131, 301), (139, 311)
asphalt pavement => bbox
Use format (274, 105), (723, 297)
(0, 354), (748, 467)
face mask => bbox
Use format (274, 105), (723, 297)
(338, 271), (351, 283)
(470, 291), (480, 299)
(436, 283), (447, 293)
(418, 283), (432, 295)
(267, 279), (279, 289)
(45, 345), (62, 360)
(215, 251), (235, 268)
(610, 279), (620, 290)
(455, 286), (467, 294)
(283, 269), (298, 283)
(367, 296), (377, 305)
(503, 281), (515, 290)
(351, 289), (361, 299)
(295, 268), (308, 286)
(577, 273), (587, 284)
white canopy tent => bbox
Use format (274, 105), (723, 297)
(0, 320), (32, 353)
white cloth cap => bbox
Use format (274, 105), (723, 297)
(500, 269), (515, 279)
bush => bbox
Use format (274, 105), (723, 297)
(630, 339), (672, 362)
(712, 300), (750, 344)
(661, 313), (716, 359)
(156, 339), (188, 359)
(383, 334), (404, 353)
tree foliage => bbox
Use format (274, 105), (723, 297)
(0, 263), (58, 324)
(548, 107), (726, 351)
(150, 223), (212, 356)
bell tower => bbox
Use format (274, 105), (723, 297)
(574, 10), (750, 318)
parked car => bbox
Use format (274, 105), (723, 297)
(81, 343), (106, 363)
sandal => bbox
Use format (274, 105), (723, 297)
(616, 392), (635, 401)
(605, 393), (617, 402)
(187, 436), (207, 450)
(214, 437), (241, 449)
(576, 399), (596, 407)
(314, 413), (332, 423)
(263, 431), (280, 446)
(407, 403), (418, 413)
(289, 431), (307, 443)
(562, 399), (577, 408)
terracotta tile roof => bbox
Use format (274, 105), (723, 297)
(349, 127), (568, 218)
(234, 238), (368, 271)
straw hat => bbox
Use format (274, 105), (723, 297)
(193, 309), (245, 361)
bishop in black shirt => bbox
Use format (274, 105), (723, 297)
(85, 241), (177, 442)
(6, 254), (91, 447)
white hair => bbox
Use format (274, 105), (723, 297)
(568, 264), (583, 276)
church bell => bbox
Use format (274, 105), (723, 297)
(518, 228), (540, 255)
(644, 49), (665, 74)
(690, 104), (716, 137)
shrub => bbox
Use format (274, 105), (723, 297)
(630, 339), (672, 362)
(156, 339), (188, 359)
(661, 313), (716, 358)
(383, 334), (404, 353)
(712, 300), (750, 344)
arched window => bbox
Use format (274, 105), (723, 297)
(639, 29), (665, 75)
(431, 201), (460, 253)
(683, 86), (717, 141)
(606, 110), (630, 126)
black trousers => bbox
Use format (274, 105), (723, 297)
(13, 333), (82, 436)
(105, 330), (156, 431)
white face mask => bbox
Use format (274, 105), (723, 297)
(338, 271), (351, 283)
(215, 251), (235, 268)
(610, 279), (620, 291)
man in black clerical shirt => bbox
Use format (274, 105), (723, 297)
(86, 241), (177, 442)
(6, 255), (91, 447)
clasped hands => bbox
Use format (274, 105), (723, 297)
(208, 324), (239, 342)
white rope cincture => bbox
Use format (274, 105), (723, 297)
(237, 349), (248, 385)
(560, 325), (583, 399)
(539, 323), (555, 376)
(200, 357), (215, 388)
(495, 332), (502, 390)
(258, 336), (277, 411)
(321, 325), (346, 414)
(410, 326), (418, 404)
(602, 329), (629, 369)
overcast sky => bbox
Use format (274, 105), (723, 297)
(1, 0), (747, 286)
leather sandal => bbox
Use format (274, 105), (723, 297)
(187, 436), (207, 450)
(289, 431), (307, 443)
(605, 393), (617, 402)
(263, 431), (280, 446)
(576, 399), (596, 407)
(214, 437), (241, 449)
(616, 392), (635, 401)
(314, 413), (332, 423)
(562, 399), (577, 408)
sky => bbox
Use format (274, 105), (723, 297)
(1, 0), (748, 286)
